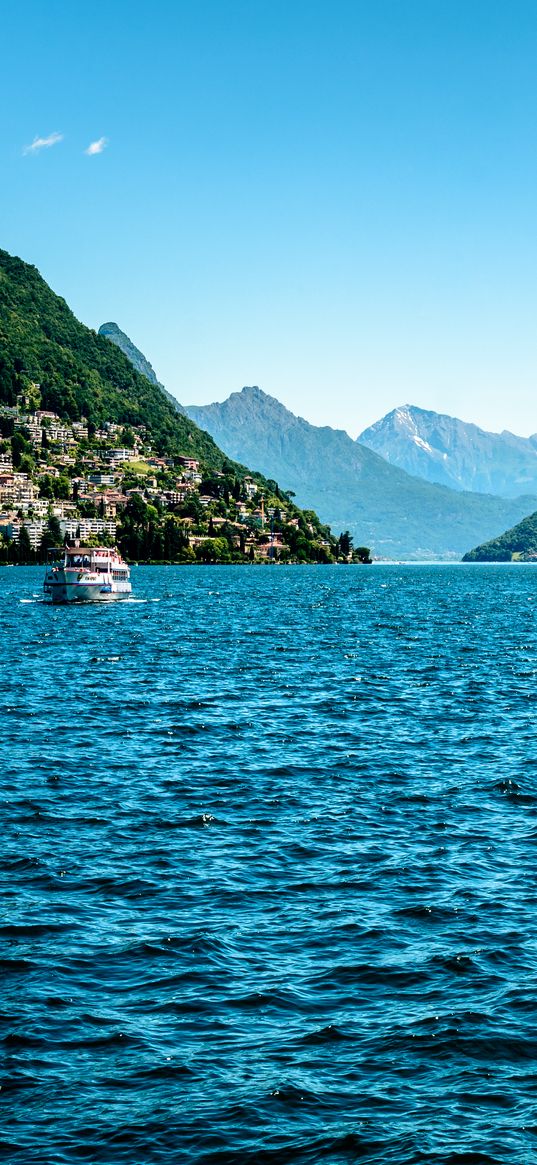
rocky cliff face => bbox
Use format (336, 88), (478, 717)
(358, 404), (537, 498)
(98, 322), (186, 416)
(185, 387), (537, 560)
(98, 322), (161, 386)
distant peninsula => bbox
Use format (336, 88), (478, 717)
(463, 511), (537, 562)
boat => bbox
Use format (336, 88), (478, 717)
(43, 545), (132, 604)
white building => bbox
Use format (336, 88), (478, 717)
(60, 518), (117, 541)
(6, 520), (46, 549)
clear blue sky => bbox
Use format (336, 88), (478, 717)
(2, 0), (537, 436)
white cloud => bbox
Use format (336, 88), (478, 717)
(85, 137), (107, 156)
(23, 131), (63, 155)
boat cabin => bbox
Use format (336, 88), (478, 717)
(47, 545), (129, 574)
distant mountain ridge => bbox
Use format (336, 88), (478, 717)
(358, 404), (537, 498)
(93, 323), (537, 560)
(184, 387), (537, 560)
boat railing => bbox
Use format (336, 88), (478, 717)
(46, 546), (126, 570)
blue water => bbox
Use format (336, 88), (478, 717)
(3, 564), (537, 1164)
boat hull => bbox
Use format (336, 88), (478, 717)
(49, 582), (131, 604)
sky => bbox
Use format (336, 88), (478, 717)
(2, 0), (537, 437)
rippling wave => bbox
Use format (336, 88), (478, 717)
(3, 564), (537, 1163)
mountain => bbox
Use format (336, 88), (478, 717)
(184, 387), (537, 560)
(98, 321), (185, 417)
(462, 512), (537, 561)
(358, 404), (537, 498)
(98, 321), (162, 386)
(0, 248), (222, 467)
(0, 247), (340, 564)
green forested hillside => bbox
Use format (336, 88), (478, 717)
(0, 249), (224, 468)
(0, 248), (352, 565)
(462, 512), (537, 561)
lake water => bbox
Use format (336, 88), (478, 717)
(3, 564), (537, 1164)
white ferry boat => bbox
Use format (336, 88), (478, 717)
(43, 545), (132, 604)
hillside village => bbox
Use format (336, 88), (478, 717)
(0, 388), (368, 565)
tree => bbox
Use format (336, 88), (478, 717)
(11, 430), (32, 468)
(120, 426), (136, 448)
(338, 531), (353, 557)
(18, 453), (35, 475)
(195, 537), (231, 563)
(39, 515), (62, 560)
(17, 525), (34, 564)
(39, 475), (55, 500)
(180, 497), (203, 523)
(26, 382), (41, 411)
(353, 546), (372, 564)
(163, 517), (189, 560)
(56, 476), (71, 500)
(126, 492), (148, 524)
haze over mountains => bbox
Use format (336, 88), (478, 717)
(358, 405), (537, 498)
(183, 387), (537, 560)
(98, 321), (537, 560)
(7, 243), (535, 565)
